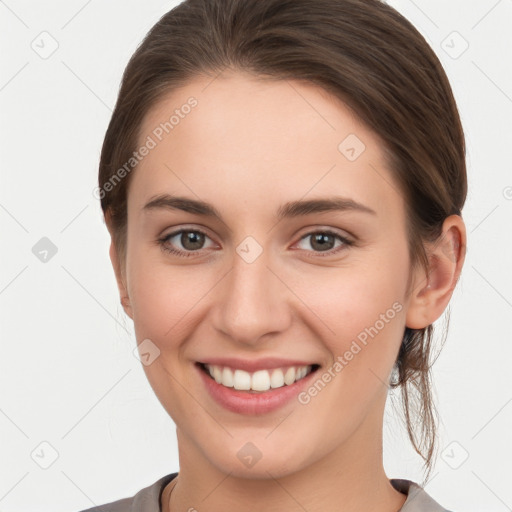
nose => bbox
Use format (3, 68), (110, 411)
(212, 246), (292, 346)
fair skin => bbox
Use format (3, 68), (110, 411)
(106, 71), (466, 512)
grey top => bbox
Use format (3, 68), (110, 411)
(78, 473), (453, 511)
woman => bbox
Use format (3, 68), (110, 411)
(84, 0), (467, 510)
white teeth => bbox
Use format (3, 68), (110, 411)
(284, 367), (296, 385)
(251, 370), (271, 391)
(233, 369), (251, 390)
(203, 364), (314, 392)
(222, 367), (234, 387)
(213, 366), (222, 384)
(270, 368), (284, 388)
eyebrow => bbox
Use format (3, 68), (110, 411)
(142, 194), (377, 222)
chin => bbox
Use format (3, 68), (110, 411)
(204, 442), (314, 481)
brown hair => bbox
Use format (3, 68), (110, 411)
(98, 0), (467, 484)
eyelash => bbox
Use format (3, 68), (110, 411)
(157, 227), (354, 258)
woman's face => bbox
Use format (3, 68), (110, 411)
(116, 71), (423, 478)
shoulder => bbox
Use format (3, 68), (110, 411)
(390, 478), (455, 512)
(76, 473), (178, 512)
(75, 474), (454, 512)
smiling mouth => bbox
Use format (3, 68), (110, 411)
(196, 362), (321, 393)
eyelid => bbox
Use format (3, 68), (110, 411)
(294, 224), (354, 242)
(159, 225), (218, 250)
(291, 228), (354, 256)
(160, 224), (217, 243)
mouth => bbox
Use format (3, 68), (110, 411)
(196, 361), (321, 393)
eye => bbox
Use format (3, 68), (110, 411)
(294, 229), (353, 257)
(158, 228), (216, 257)
(157, 227), (354, 258)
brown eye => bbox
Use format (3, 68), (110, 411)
(158, 228), (215, 257)
(178, 231), (206, 250)
(309, 233), (336, 251)
(295, 230), (353, 257)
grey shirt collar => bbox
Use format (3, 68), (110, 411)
(82, 473), (451, 511)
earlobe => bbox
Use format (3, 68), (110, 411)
(405, 215), (466, 330)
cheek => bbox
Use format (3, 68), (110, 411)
(288, 265), (407, 437)
(127, 248), (219, 348)
(126, 246), (178, 336)
(292, 255), (408, 378)
(125, 251), (211, 420)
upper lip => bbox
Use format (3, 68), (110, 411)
(198, 357), (319, 373)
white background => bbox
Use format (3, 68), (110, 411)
(1, 0), (511, 510)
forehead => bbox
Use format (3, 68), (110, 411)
(130, 72), (403, 223)
(138, 71), (378, 157)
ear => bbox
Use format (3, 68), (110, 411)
(105, 211), (133, 320)
(405, 214), (467, 329)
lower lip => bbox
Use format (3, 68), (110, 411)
(196, 363), (319, 415)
